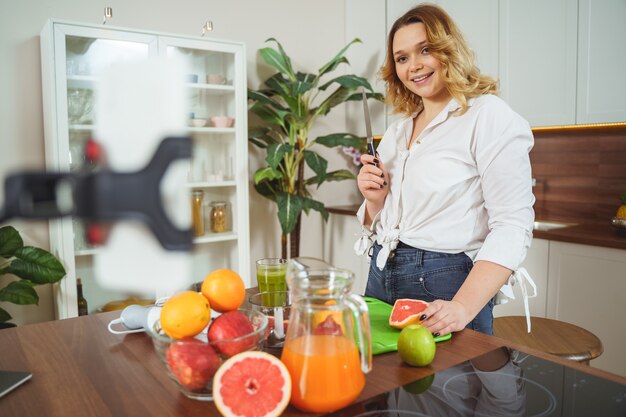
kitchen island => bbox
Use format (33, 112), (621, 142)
(1, 311), (625, 417)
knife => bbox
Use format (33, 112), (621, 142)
(361, 87), (377, 165)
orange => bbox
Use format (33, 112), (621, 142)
(160, 291), (211, 339)
(201, 269), (246, 313)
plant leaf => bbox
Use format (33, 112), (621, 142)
(250, 102), (289, 131)
(254, 167), (283, 185)
(319, 74), (372, 91)
(314, 86), (352, 116)
(318, 38), (362, 77)
(303, 150), (328, 185)
(305, 169), (356, 186)
(301, 197), (329, 222)
(0, 226), (23, 258)
(247, 89), (288, 111)
(6, 247), (66, 284)
(249, 127), (282, 149)
(254, 180), (279, 201)
(0, 307), (11, 323)
(315, 133), (365, 149)
(262, 38), (296, 79)
(277, 193), (303, 235)
(0, 280), (39, 305)
(266, 143), (293, 170)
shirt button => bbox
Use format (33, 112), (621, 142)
(419, 277), (424, 282)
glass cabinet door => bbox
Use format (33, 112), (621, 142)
(42, 22), (158, 318)
(157, 36), (250, 291)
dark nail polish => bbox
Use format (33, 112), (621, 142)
(419, 314), (427, 321)
(380, 173), (384, 178)
(383, 181), (387, 186)
(379, 184), (383, 189)
(433, 332), (440, 337)
(373, 158), (379, 164)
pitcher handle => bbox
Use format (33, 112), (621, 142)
(346, 293), (372, 374)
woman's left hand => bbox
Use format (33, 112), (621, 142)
(419, 299), (473, 336)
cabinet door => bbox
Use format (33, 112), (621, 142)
(158, 36), (250, 287)
(493, 238), (549, 318)
(547, 242), (626, 377)
(41, 21), (158, 319)
(499, 0), (578, 126)
(577, 0), (626, 123)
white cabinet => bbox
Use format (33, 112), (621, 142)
(40, 20), (249, 319)
(499, 0), (578, 126)
(576, 0), (626, 123)
(493, 238), (550, 318)
(547, 241), (626, 377)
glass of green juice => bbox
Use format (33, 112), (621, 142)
(256, 258), (288, 306)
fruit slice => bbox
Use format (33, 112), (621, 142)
(166, 338), (220, 391)
(313, 314), (343, 336)
(213, 351), (291, 417)
(389, 298), (429, 329)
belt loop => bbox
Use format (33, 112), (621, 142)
(415, 248), (423, 267)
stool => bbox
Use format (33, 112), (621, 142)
(493, 316), (603, 364)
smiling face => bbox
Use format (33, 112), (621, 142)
(393, 22), (451, 108)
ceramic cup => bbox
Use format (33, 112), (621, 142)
(209, 116), (235, 128)
(207, 74), (226, 84)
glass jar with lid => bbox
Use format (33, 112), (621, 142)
(209, 201), (229, 233)
(191, 190), (205, 236)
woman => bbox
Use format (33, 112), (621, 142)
(356, 4), (535, 336)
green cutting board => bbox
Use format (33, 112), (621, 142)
(365, 296), (451, 355)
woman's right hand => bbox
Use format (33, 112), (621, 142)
(358, 154), (389, 210)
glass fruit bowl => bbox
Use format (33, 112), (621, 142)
(148, 308), (268, 401)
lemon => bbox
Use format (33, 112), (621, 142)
(397, 324), (436, 367)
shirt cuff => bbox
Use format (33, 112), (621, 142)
(354, 201), (379, 255)
(474, 224), (532, 271)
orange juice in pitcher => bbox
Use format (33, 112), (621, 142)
(282, 334), (365, 412)
(281, 263), (371, 413)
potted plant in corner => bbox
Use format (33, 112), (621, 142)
(248, 38), (383, 258)
(0, 225), (66, 328)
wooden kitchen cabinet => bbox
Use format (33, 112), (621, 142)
(493, 238), (550, 319)
(40, 20), (249, 318)
(576, 0), (626, 123)
(547, 241), (626, 377)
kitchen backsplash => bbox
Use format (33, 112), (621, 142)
(530, 124), (626, 224)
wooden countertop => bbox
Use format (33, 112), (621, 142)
(1, 311), (625, 417)
(327, 205), (626, 251)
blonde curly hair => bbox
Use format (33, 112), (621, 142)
(380, 3), (498, 116)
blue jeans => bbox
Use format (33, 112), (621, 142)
(365, 241), (494, 335)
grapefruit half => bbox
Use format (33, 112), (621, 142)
(389, 298), (429, 329)
(213, 351), (291, 417)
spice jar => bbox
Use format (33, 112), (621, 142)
(191, 190), (205, 236)
(210, 201), (228, 233)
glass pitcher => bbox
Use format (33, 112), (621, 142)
(281, 263), (372, 413)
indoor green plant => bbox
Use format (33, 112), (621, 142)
(248, 38), (382, 257)
(0, 225), (66, 325)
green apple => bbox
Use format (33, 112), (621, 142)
(397, 324), (436, 367)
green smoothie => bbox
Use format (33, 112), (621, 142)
(256, 262), (287, 306)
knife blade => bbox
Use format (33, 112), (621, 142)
(361, 87), (377, 164)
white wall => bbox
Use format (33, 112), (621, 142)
(0, 0), (374, 324)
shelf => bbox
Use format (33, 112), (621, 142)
(187, 180), (236, 188)
(186, 83), (234, 94)
(187, 126), (235, 134)
(67, 75), (98, 89)
(69, 124), (94, 131)
(193, 231), (237, 244)
(75, 247), (101, 257)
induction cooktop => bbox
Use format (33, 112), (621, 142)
(327, 346), (626, 417)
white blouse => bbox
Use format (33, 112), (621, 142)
(356, 94), (535, 272)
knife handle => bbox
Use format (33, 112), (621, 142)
(367, 142), (378, 166)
